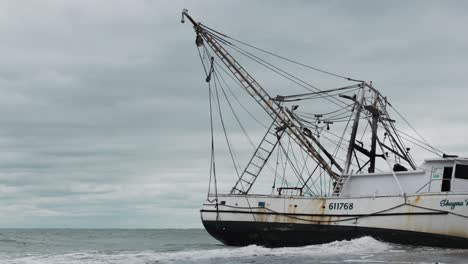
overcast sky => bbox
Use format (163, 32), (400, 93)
(0, 1), (467, 228)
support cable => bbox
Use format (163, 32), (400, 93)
(206, 81), (218, 203)
(201, 23), (360, 81)
(214, 35), (350, 108)
(389, 104), (444, 156)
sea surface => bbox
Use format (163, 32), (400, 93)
(0, 229), (467, 264)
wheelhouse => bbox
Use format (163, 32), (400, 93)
(341, 158), (468, 197)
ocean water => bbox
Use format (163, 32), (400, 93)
(0, 229), (467, 264)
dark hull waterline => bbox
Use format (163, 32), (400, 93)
(202, 220), (468, 248)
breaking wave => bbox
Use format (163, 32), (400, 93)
(0, 236), (390, 264)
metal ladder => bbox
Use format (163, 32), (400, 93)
(231, 120), (284, 194)
(332, 175), (349, 196)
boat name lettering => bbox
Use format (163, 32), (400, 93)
(439, 199), (468, 210)
(328, 202), (353, 210)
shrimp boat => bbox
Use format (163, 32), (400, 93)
(181, 10), (468, 248)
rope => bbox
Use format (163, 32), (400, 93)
(214, 200), (466, 224)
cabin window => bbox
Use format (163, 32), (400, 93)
(441, 166), (453, 192)
(258, 201), (265, 208)
(219, 201), (226, 205)
(455, 164), (468, 180)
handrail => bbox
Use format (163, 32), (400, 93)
(415, 178), (451, 194)
(277, 187), (303, 196)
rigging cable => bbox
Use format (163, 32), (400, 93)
(197, 47), (209, 76)
(210, 61), (259, 222)
(215, 64), (269, 129)
(296, 103), (354, 117)
(389, 104), (444, 156)
(214, 64), (289, 182)
(212, 58), (290, 195)
(212, 71), (243, 181)
(214, 71), (256, 149)
(271, 143), (280, 195)
(197, 46), (218, 203)
(380, 101), (414, 165)
(207, 80), (218, 203)
(278, 139), (317, 196)
(215, 69), (292, 189)
(200, 23), (359, 81)
(212, 34), (350, 108)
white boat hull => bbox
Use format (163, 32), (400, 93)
(200, 192), (468, 247)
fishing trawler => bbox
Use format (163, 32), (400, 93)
(181, 10), (468, 248)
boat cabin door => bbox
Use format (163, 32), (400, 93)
(430, 166), (453, 192)
(441, 167), (453, 192)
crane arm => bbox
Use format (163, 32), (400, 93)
(182, 10), (341, 180)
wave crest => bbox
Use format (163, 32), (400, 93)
(1, 236), (390, 263)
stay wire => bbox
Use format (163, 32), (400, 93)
(214, 60), (269, 129)
(197, 47), (209, 76)
(207, 81), (218, 202)
(278, 86), (361, 102)
(201, 23), (356, 81)
(278, 139), (317, 196)
(296, 102), (354, 117)
(213, 34), (349, 109)
(214, 62), (286, 188)
(212, 72), (242, 179)
(214, 71), (256, 149)
(198, 45), (218, 202)
(389, 105), (444, 156)
(378, 124), (440, 156)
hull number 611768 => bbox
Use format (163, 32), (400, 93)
(329, 202), (354, 210)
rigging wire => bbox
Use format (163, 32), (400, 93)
(197, 47), (209, 76)
(278, 139), (318, 196)
(377, 124), (440, 157)
(296, 103), (354, 117)
(395, 128), (443, 155)
(206, 80), (218, 202)
(212, 34), (350, 108)
(280, 139), (290, 188)
(271, 144), (280, 195)
(212, 71), (242, 179)
(214, 60), (269, 129)
(287, 136), (321, 195)
(277, 86), (361, 102)
(203, 29), (400, 180)
(301, 164), (321, 195)
(389, 105), (444, 156)
(196, 24), (449, 196)
(297, 150), (322, 196)
(213, 62), (291, 189)
(201, 23), (358, 81)
(197, 46), (219, 201)
(214, 71), (256, 148)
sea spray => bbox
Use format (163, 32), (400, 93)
(1, 236), (390, 264)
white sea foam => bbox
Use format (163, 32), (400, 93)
(0, 236), (391, 264)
